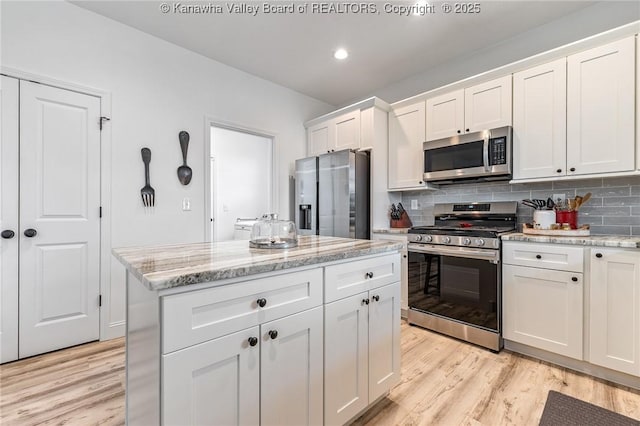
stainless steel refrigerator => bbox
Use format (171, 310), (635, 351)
(294, 149), (370, 239)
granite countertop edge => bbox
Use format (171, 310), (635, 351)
(501, 233), (640, 248)
(113, 236), (403, 291)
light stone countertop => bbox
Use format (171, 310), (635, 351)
(113, 235), (403, 291)
(372, 228), (410, 234)
(502, 233), (640, 248)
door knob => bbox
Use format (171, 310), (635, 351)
(24, 229), (37, 238)
(1, 230), (15, 239)
(248, 337), (258, 347)
(256, 298), (267, 308)
(268, 330), (278, 340)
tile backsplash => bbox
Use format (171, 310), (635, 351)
(401, 176), (640, 236)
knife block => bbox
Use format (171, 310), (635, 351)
(390, 211), (413, 228)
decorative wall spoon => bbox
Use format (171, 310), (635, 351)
(177, 131), (192, 185)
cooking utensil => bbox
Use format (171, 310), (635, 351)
(532, 199), (548, 209)
(390, 204), (398, 220)
(397, 202), (405, 216)
(578, 192), (592, 210)
(177, 131), (192, 185)
(546, 197), (555, 210)
(522, 199), (540, 210)
(140, 148), (155, 207)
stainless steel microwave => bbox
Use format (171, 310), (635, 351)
(423, 126), (512, 183)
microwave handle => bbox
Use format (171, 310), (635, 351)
(483, 130), (490, 171)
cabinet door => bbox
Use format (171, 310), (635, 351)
(590, 249), (640, 377)
(388, 101), (426, 189)
(513, 59), (567, 180)
(464, 75), (512, 133)
(0, 75), (19, 364)
(307, 121), (331, 156)
(567, 37), (635, 176)
(261, 306), (323, 426)
(334, 110), (361, 151)
(368, 282), (401, 402)
(324, 292), (369, 426)
(503, 265), (583, 360)
(426, 89), (464, 141)
(162, 327), (260, 426)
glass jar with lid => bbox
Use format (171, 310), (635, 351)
(249, 213), (298, 249)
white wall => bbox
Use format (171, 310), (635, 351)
(211, 127), (272, 241)
(0, 0), (332, 339)
(368, 1), (640, 104)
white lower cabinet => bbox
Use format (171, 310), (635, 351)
(589, 248), (640, 377)
(503, 264), (583, 360)
(503, 242), (640, 381)
(156, 254), (401, 425)
(261, 307), (324, 426)
(162, 327), (260, 426)
(324, 281), (401, 425)
(163, 307), (323, 426)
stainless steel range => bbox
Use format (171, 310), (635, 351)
(407, 201), (517, 351)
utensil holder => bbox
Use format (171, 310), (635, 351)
(556, 210), (578, 229)
(533, 210), (556, 230)
(391, 211), (413, 228)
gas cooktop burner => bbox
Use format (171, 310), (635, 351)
(407, 201), (518, 246)
(409, 226), (515, 238)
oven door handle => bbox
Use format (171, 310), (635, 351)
(408, 243), (500, 263)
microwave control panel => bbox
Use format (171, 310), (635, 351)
(489, 137), (507, 165)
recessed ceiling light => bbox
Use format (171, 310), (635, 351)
(334, 48), (349, 60)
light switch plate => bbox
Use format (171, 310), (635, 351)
(411, 199), (418, 210)
(553, 194), (566, 204)
(182, 197), (191, 211)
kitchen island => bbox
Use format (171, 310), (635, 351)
(114, 235), (403, 425)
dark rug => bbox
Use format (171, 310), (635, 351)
(539, 391), (640, 426)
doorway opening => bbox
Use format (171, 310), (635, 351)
(208, 126), (274, 242)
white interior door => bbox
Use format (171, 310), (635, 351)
(0, 76), (20, 363)
(18, 81), (101, 358)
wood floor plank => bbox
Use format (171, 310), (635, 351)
(1, 324), (638, 425)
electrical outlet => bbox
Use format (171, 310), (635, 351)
(411, 199), (418, 210)
(182, 197), (191, 211)
(553, 193), (566, 204)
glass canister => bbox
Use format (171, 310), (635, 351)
(249, 213), (298, 249)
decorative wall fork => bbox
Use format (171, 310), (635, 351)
(140, 148), (155, 207)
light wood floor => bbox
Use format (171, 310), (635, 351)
(1, 323), (639, 425)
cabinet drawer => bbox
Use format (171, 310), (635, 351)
(325, 254), (400, 303)
(162, 268), (323, 353)
(503, 242), (583, 272)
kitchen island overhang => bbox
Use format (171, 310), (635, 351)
(114, 235), (403, 425)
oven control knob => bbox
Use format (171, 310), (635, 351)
(462, 238), (471, 245)
(414, 235), (423, 242)
(424, 235), (432, 242)
(475, 239), (485, 246)
(443, 236), (451, 244)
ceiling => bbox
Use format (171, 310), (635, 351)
(72, 1), (599, 106)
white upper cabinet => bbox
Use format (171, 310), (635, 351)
(307, 110), (360, 156)
(334, 110), (361, 151)
(589, 248), (640, 377)
(425, 89), (464, 141)
(388, 100), (427, 189)
(513, 59), (567, 180)
(426, 76), (512, 141)
(307, 121), (330, 157)
(567, 37), (635, 176)
(464, 75), (513, 133)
